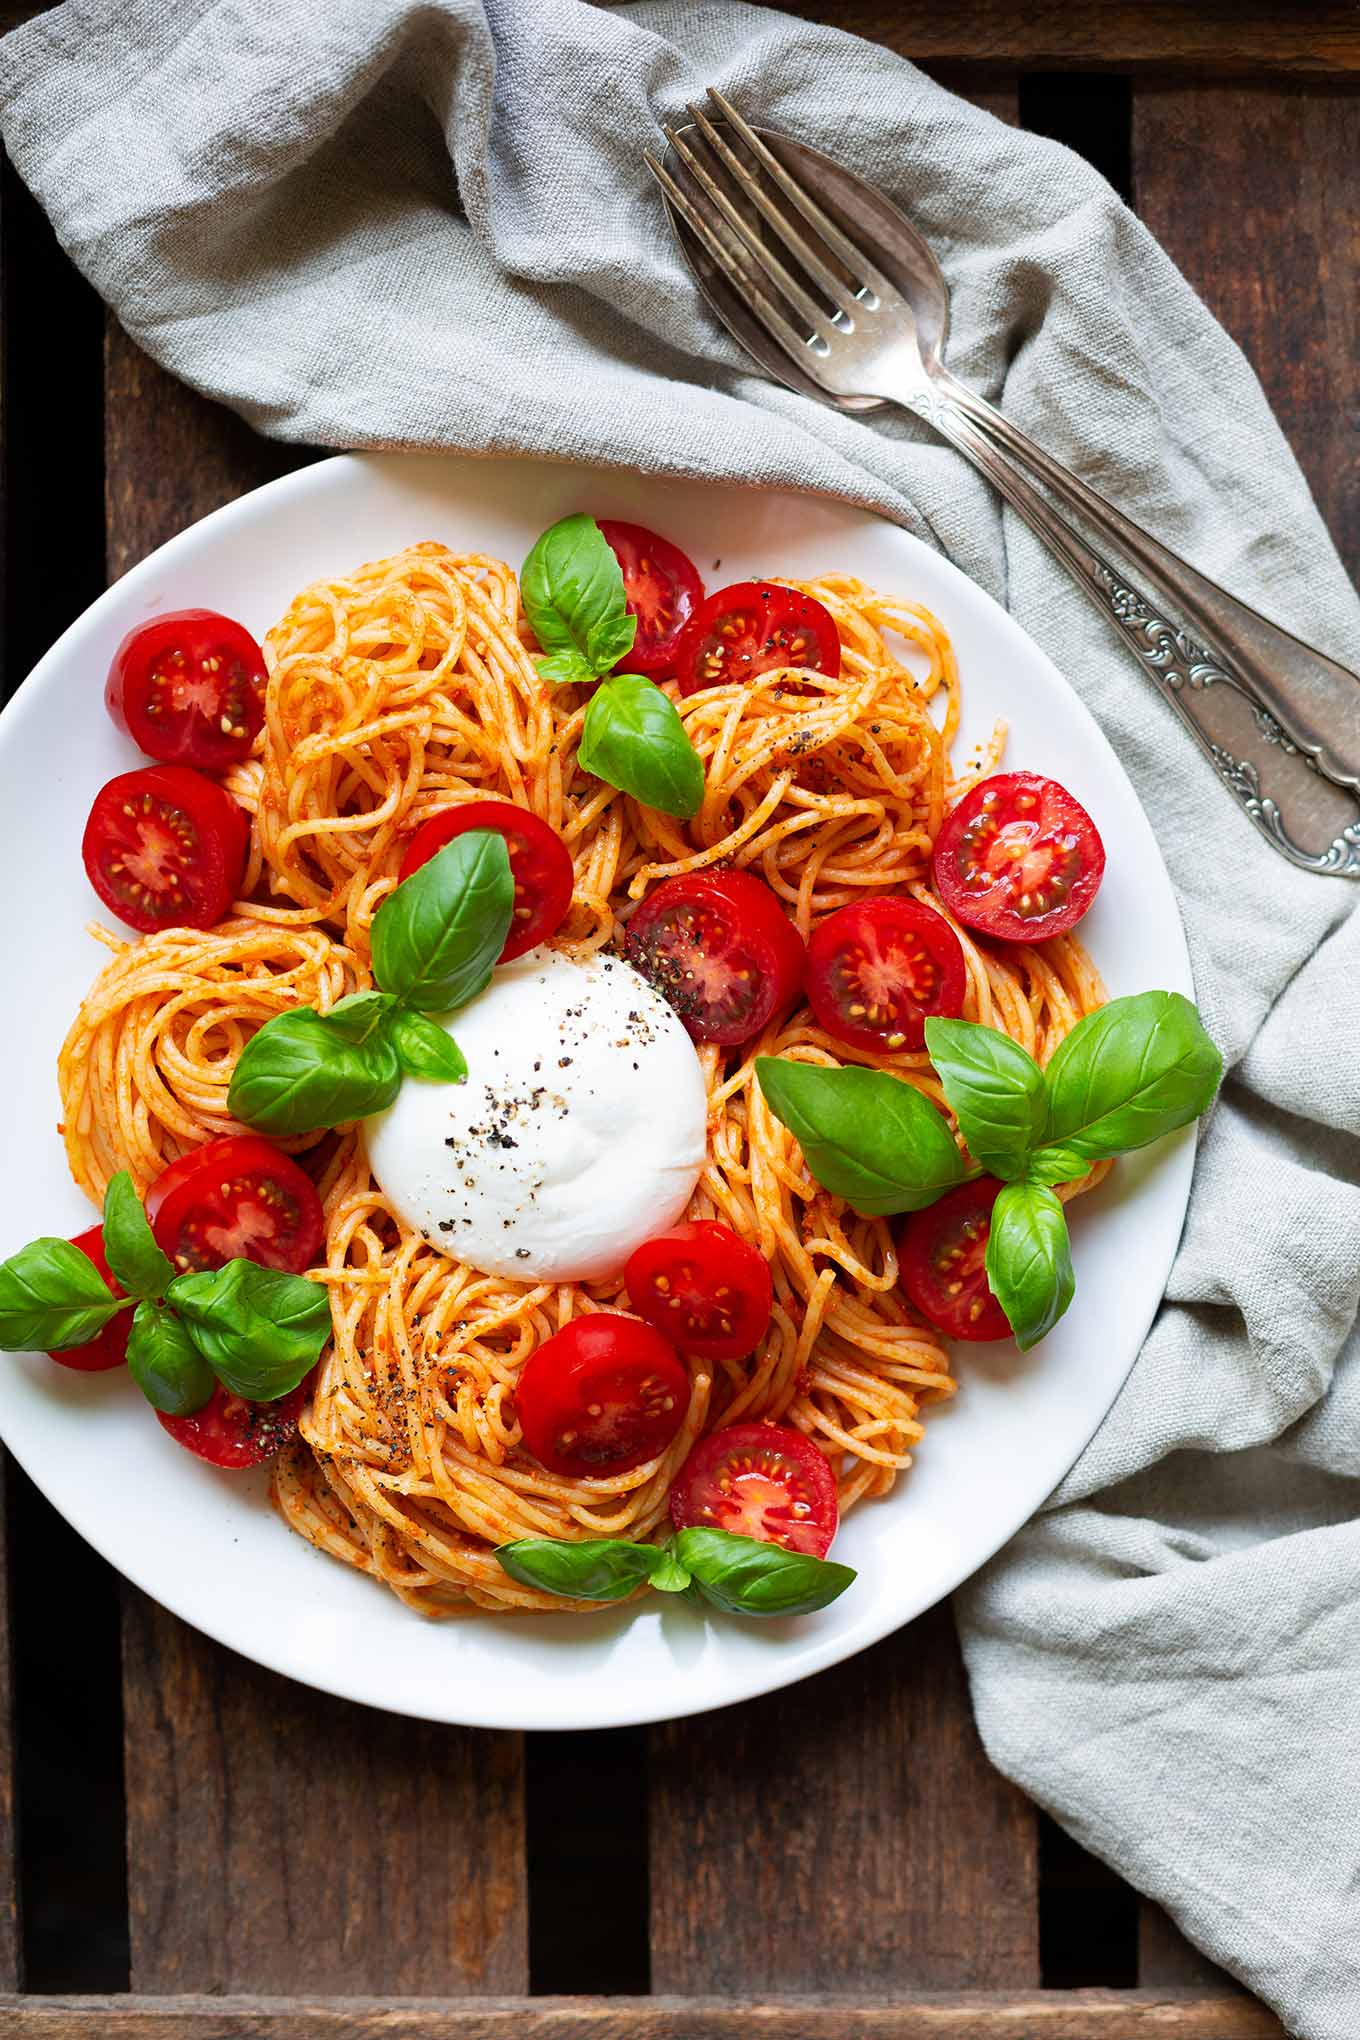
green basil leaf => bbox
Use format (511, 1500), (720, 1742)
(493, 1537), (665, 1602)
(387, 1009), (468, 1085)
(586, 612), (639, 674)
(370, 830), (513, 1013)
(0, 1237), (128, 1352)
(520, 513), (636, 679)
(924, 1017), (1047, 1182)
(756, 1056), (968, 1217)
(321, 990), (397, 1045)
(1024, 1145), (1090, 1189)
(166, 1261), (332, 1401)
(1038, 991), (1223, 1164)
(984, 1180), (1075, 1352)
(674, 1527), (856, 1617)
(125, 1298), (214, 1416)
(536, 648), (598, 688)
(228, 1005), (402, 1135)
(578, 675), (705, 820)
(101, 1170), (174, 1300)
(648, 1539), (695, 1595)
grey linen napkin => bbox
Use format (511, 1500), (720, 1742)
(4, 3), (1360, 2031)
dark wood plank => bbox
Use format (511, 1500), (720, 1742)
(106, 326), (528, 1995)
(1132, 83), (1360, 581)
(1138, 1903), (1226, 1989)
(649, 1606), (1038, 1991)
(648, 58), (1034, 1995)
(105, 322), (307, 583)
(9, 0), (1360, 67)
(799, 1), (1360, 72)
(121, 1591), (525, 1993)
(0, 1990), (1290, 2038)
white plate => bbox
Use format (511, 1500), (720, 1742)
(0, 453), (1192, 1731)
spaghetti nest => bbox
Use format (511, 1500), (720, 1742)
(61, 541), (1105, 1616)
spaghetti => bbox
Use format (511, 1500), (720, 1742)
(59, 540), (1105, 1615)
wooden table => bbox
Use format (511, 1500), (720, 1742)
(1, 3), (1355, 2033)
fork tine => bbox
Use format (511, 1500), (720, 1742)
(661, 120), (841, 351)
(686, 99), (864, 319)
(644, 150), (832, 375)
(706, 87), (895, 304)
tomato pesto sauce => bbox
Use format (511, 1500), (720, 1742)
(21, 510), (1213, 1628)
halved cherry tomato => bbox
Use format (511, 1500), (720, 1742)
(81, 764), (249, 935)
(158, 1376), (312, 1469)
(674, 580), (841, 697)
(146, 1135), (324, 1275)
(398, 799), (573, 960)
(49, 1226), (130, 1373)
(932, 772), (1105, 944)
(670, 1421), (838, 1558)
(597, 519), (704, 679)
(514, 1316), (690, 1478)
(899, 1177), (1010, 1342)
(625, 1221), (773, 1361)
(806, 897), (966, 1054)
(106, 609), (266, 773)
(625, 870), (805, 1047)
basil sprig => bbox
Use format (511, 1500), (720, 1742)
(495, 1525), (855, 1618)
(228, 830), (511, 1136)
(521, 511), (638, 686)
(758, 990), (1221, 1351)
(0, 1171), (332, 1416)
(521, 514), (706, 821)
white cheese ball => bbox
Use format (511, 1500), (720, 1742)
(364, 948), (708, 1282)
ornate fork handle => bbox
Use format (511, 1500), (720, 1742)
(903, 377), (1360, 877)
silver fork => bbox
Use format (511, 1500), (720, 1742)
(645, 91), (1360, 878)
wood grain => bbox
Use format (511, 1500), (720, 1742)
(105, 323), (309, 583)
(793, 1), (1360, 73)
(649, 1605), (1037, 1992)
(0, 1991), (1289, 2037)
(106, 325), (528, 1997)
(120, 1588), (525, 1993)
(1132, 83), (1360, 580)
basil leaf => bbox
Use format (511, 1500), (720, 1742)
(520, 513), (636, 680)
(166, 1262), (331, 1400)
(1024, 1144), (1090, 1189)
(578, 675), (705, 820)
(125, 1298), (214, 1416)
(370, 830), (513, 1013)
(984, 1180), (1075, 1351)
(674, 1527), (856, 1617)
(101, 1170), (174, 1300)
(0, 1237), (128, 1352)
(648, 1539), (695, 1595)
(494, 1537), (665, 1602)
(924, 1017), (1047, 1182)
(322, 990), (396, 1045)
(387, 1009), (468, 1085)
(1038, 991), (1223, 1164)
(228, 1006), (402, 1135)
(537, 647), (599, 688)
(756, 1056), (968, 1217)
